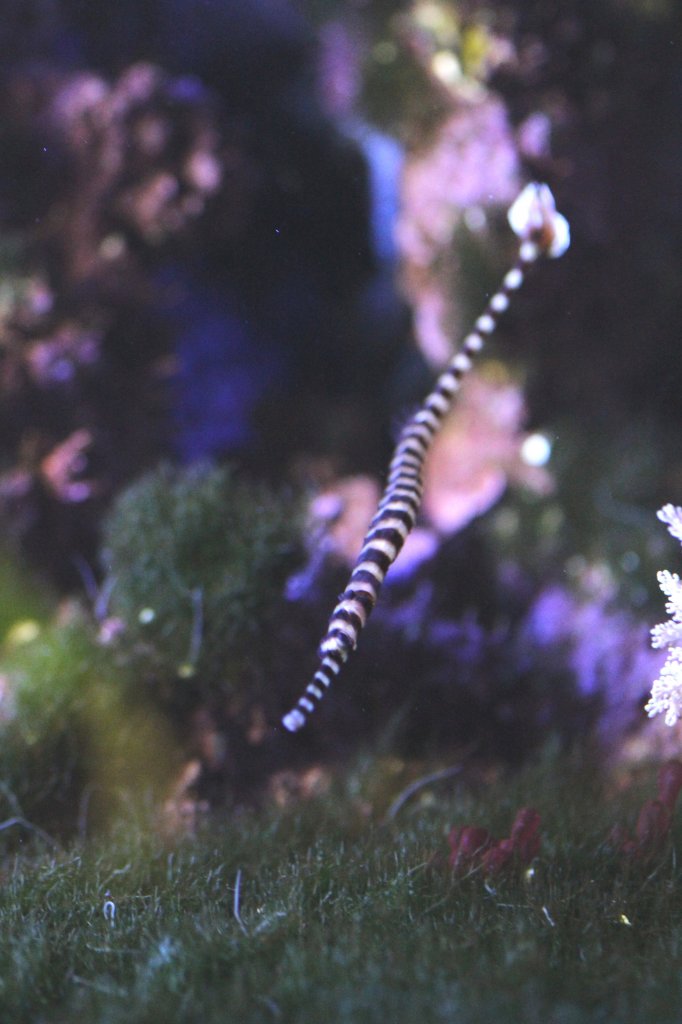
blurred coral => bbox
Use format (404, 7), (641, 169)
(308, 475), (382, 568)
(275, 528), (663, 762)
(286, 472), (439, 598)
(398, 97), (521, 265)
(42, 61), (245, 289)
(291, 365), (552, 596)
(267, 765), (331, 808)
(397, 95), (522, 366)
(24, 324), (101, 388)
(40, 429), (98, 503)
(0, 61), (241, 583)
(0, 54), (264, 585)
(421, 368), (554, 534)
(517, 581), (665, 750)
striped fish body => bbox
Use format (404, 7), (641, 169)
(282, 184), (570, 732)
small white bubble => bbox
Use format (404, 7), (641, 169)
(138, 607), (156, 624)
(521, 432), (552, 467)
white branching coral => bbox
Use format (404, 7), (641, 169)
(646, 505), (682, 726)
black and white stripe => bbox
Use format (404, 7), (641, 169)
(282, 185), (569, 732)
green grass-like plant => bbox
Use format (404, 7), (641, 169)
(101, 463), (302, 707)
(0, 752), (681, 1023)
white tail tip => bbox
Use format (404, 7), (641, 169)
(282, 709), (306, 732)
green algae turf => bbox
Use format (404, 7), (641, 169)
(1, 755), (682, 1024)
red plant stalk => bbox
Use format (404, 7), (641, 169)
(448, 807), (541, 877)
(610, 759), (682, 860)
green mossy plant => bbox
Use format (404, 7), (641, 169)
(0, 464), (303, 835)
(0, 614), (177, 836)
(0, 545), (55, 642)
(100, 463), (303, 709)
